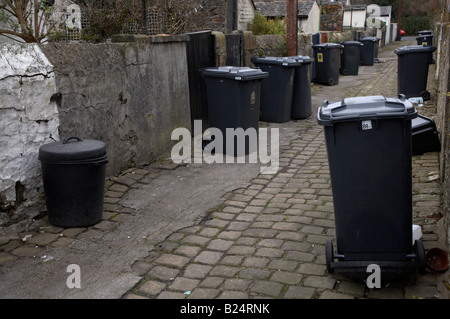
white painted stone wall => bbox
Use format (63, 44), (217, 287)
(0, 43), (60, 225)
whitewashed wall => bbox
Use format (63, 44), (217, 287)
(0, 43), (60, 225)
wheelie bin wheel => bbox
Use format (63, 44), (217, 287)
(328, 78), (335, 86)
(420, 90), (431, 101)
(326, 240), (335, 274)
(414, 240), (426, 274)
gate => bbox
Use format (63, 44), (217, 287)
(186, 31), (216, 133)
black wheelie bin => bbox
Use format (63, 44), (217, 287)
(416, 34), (435, 64)
(412, 114), (441, 155)
(358, 37), (380, 66)
(394, 45), (437, 100)
(288, 55), (314, 119)
(312, 43), (343, 86)
(201, 66), (268, 156)
(251, 57), (301, 123)
(317, 95), (426, 279)
(340, 41), (363, 75)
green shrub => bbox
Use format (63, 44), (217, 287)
(401, 16), (431, 35)
(249, 13), (286, 35)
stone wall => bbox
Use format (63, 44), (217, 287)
(0, 35), (191, 226)
(0, 44), (59, 225)
(237, 0), (255, 31)
(434, 22), (450, 249)
(212, 31), (314, 67)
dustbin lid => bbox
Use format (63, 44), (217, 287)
(201, 66), (268, 81)
(394, 45), (437, 55)
(317, 95), (417, 126)
(39, 137), (107, 163)
(340, 41), (364, 46)
(287, 55), (315, 63)
(251, 57), (302, 67)
(416, 34), (433, 40)
(358, 37), (380, 42)
(312, 43), (344, 49)
(417, 30), (433, 35)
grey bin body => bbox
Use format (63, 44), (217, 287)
(39, 137), (108, 227)
(251, 57), (301, 123)
(288, 56), (314, 119)
(312, 43), (343, 86)
(317, 95), (425, 277)
(394, 45), (437, 100)
(339, 41), (363, 76)
(358, 37), (380, 66)
(201, 66), (268, 155)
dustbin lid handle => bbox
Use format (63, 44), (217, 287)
(63, 136), (83, 144)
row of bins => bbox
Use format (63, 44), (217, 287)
(312, 37), (381, 86)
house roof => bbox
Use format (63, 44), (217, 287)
(254, 0), (318, 18)
(380, 6), (391, 17)
(344, 4), (367, 11)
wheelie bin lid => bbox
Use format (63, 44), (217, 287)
(200, 66), (268, 81)
(417, 30), (433, 35)
(317, 95), (418, 126)
(416, 34), (433, 40)
(287, 55), (315, 63)
(394, 45), (437, 55)
(312, 43), (343, 49)
(358, 37), (381, 42)
(340, 41), (363, 46)
(39, 137), (107, 164)
(251, 57), (302, 67)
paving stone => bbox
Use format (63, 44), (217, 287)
(28, 233), (60, 246)
(284, 286), (316, 299)
(250, 281), (283, 297)
(188, 288), (220, 299)
(303, 275), (336, 289)
(200, 277), (224, 288)
(11, 245), (43, 257)
(218, 291), (249, 299)
(155, 254), (190, 268)
(156, 291), (186, 299)
(209, 265), (240, 278)
(148, 266), (179, 281)
(270, 271), (303, 285)
(169, 277), (200, 291)
(194, 251), (223, 265)
(174, 245), (202, 258)
(207, 239), (234, 251)
(138, 280), (166, 296)
(222, 279), (250, 291)
(184, 264), (212, 279)
(267, 259), (298, 272)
